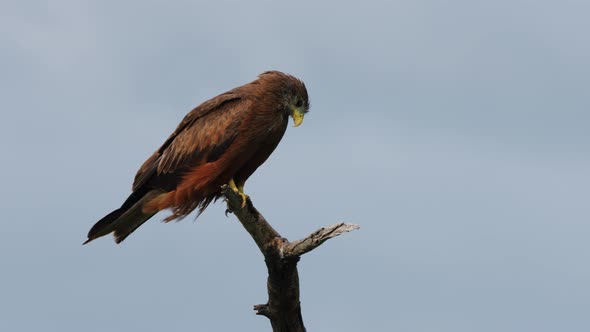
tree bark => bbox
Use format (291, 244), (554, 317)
(222, 186), (359, 332)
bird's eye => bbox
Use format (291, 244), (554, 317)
(295, 99), (303, 108)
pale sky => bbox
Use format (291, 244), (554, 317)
(1, 1), (589, 331)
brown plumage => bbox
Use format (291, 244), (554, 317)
(84, 71), (310, 244)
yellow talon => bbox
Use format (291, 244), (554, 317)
(228, 178), (249, 208)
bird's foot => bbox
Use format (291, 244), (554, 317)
(225, 206), (233, 217)
(228, 178), (249, 208)
(238, 192), (249, 208)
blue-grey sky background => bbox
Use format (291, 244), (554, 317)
(1, 0), (589, 331)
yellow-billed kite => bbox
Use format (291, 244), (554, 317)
(84, 71), (309, 244)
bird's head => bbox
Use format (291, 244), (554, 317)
(258, 71), (310, 127)
(287, 91), (309, 127)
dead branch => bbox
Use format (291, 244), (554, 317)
(221, 185), (359, 332)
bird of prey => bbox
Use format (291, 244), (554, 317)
(84, 71), (309, 244)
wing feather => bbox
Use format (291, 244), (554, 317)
(132, 92), (249, 192)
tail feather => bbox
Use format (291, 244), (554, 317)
(84, 190), (163, 244)
(112, 206), (157, 244)
(84, 208), (126, 244)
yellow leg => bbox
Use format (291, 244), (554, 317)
(228, 178), (248, 207)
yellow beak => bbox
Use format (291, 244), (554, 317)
(291, 107), (305, 127)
